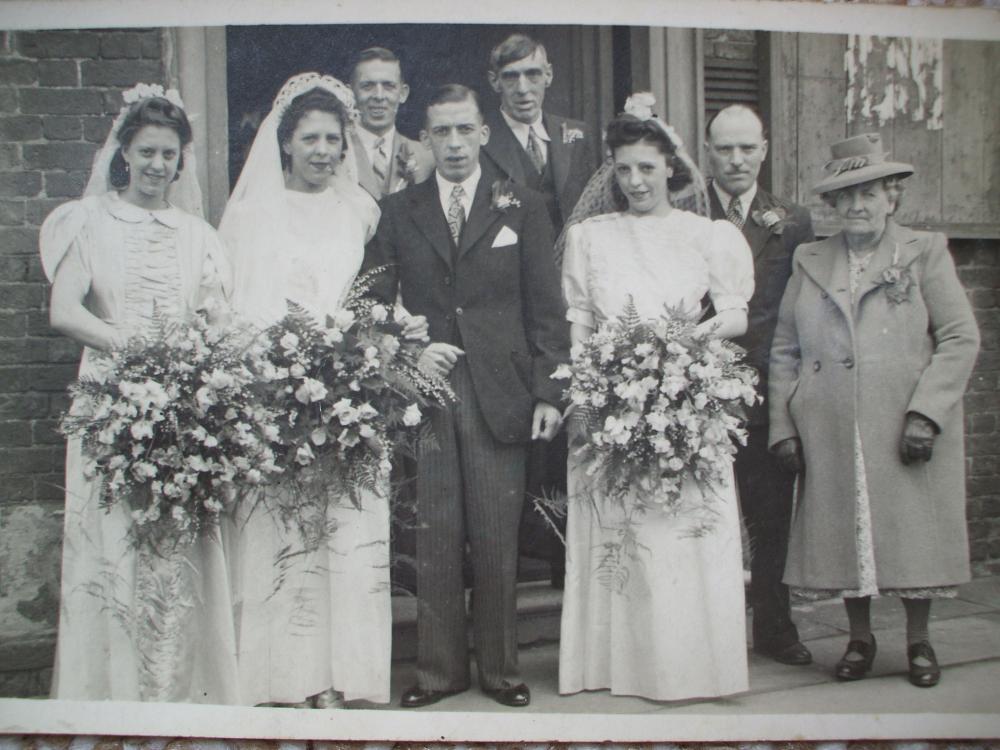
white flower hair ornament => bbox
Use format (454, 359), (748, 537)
(271, 72), (359, 124)
(622, 92), (686, 154)
(121, 82), (185, 110)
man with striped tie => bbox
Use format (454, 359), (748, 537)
(365, 84), (568, 709)
(349, 46), (434, 200)
(705, 104), (815, 668)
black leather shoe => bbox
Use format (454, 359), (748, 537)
(399, 685), (462, 708)
(835, 635), (877, 681)
(483, 681), (531, 707)
(755, 640), (813, 666)
(907, 641), (941, 688)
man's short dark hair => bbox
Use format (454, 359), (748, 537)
(489, 33), (546, 73)
(424, 83), (481, 125)
(351, 46), (404, 83)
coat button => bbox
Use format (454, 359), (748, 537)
(843, 357), (855, 369)
(455, 307), (464, 316)
(820, 291), (829, 299)
(813, 360), (822, 372)
(444, 276), (452, 286)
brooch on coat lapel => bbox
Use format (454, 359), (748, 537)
(491, 179), (521, 212)
(561, 122), (584, 144)
(874, 243), (915, 304)
(750, 205), (788, 235)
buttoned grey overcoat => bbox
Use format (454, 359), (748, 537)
(768, 220), (980, 590)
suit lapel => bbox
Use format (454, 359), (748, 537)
(352, 131), (382, 199)
(743, 193), (776, 261)
(483, 113), (529, 184)
(407, 178), (454, 268)
(458, 173), (503, 260)
(544, 113), (570, 198)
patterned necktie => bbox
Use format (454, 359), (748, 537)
(372, 136), (389, 187)
(726, 195), (745, 229)
(526, 128), (546, 173)
(447, 184), (466, 246)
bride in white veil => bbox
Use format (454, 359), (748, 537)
(220, 72), (409, 707)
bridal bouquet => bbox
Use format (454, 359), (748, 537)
(553, 300), (759, 525)
(260, 268), (455, 515)
(61, 304), (285, 551)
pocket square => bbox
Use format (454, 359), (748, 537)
(492, 225), (518, 248)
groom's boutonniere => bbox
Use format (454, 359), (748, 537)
(491, 179), (521, 212)
(751, 205), (788, 235)
(875, 243), (915, 305)
(561, 122), (584, 144)
(395, 142), (419, 188)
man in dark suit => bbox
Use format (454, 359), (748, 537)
(365, 84), (569, 708)
(349, 46), (434, 200)
(706, 104), (815, 666)
(481, 33), (595, 238)
(481, 33), (594, 588)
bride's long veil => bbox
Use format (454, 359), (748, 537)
(219, 72), (373, 322)
(553, 93), (710, 267)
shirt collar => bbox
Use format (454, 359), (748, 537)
(500, 109), (550, 147)
(104, 190), (182, 228)
(712, 181), (758, 220)
(435, 165), (481, 214)
(356, 125), (396, 154)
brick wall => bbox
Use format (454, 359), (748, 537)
(953, 239), (1000, 576)
(0, 28), (166, 697)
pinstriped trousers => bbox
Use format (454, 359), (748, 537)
(415, 358), (527, 691)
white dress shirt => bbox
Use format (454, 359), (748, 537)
(712, 181), (758, 224)
(435, 165), (481, 219)
(500, 109), (550, 153)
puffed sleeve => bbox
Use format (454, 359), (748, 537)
(561, 222), (595, 329)
(703, 219), (755, 313)
(39, 198), (95, 282)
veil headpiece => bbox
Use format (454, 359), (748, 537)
(554, 92), (710, 265)
(218, 72), (372, 322)
(84, 82), (204, 217)
(221, 71), (361, 214)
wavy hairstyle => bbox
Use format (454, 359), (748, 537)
(276, 86), (352, 172)
(109, 96), (193, 189)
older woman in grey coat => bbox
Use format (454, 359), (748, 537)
(768, 133), (980, 688)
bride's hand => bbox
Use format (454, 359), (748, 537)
(399, 314), (429, 342)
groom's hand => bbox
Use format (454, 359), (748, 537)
(418, 343), (464, 378)
(532, 401), (562, 441)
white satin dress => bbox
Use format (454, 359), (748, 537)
(558, 209), (754, 701)
(44, 191), (240, 704)
(222, 184), (392, 705)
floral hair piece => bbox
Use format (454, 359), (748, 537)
(623, 91), (686, 155)
(271, 72), (359, 123)
(121, 82), (185, 110)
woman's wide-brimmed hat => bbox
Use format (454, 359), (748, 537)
(812, 132), (914, 195)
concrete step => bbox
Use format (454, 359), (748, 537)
(390, 580), (564, 662)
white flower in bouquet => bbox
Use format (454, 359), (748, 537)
(289, 363), (306, 378)
(370, 304), (388, 323)
(331, 309), (356, 330)
(294, 378), (328, 404)
(280, 332), (300, 352)
(310, 427), (328, 446)
(402, 403), (422, 426)
(295, 443), (316, 465)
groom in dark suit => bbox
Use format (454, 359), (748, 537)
(364, 84), (569, 708)
(706, 104), (815, 666)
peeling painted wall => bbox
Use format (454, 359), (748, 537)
(845, 35), (944, 129)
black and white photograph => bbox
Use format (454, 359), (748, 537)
(0, 0), (998, 743)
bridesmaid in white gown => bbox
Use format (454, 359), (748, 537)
(220, 73), (424, 707)
(558, 107), (755, 701)
(45, 88), (239, 703)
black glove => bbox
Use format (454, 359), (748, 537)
(901, 411), (937, 465)
(773, 437), (804, 475)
